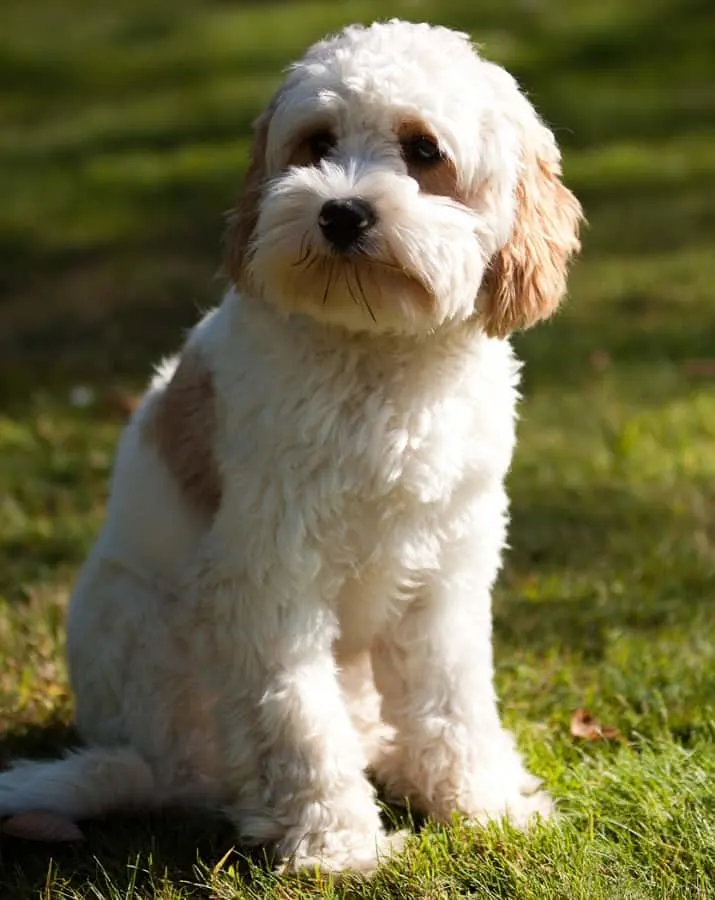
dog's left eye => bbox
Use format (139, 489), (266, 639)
(401, 135), (444, 166)
(307, 130), (337, 164)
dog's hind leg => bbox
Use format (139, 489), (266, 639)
(0, 550), (224, 839)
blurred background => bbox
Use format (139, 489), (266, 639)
(1, 0), (714, 727)
(2, 0), (714, 392)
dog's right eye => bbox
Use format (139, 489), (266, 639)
(307, 131), (337, 164)
(401, 134), (444, 166)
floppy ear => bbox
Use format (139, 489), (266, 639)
(224, 107), (272, 290)
(480, 123), (583, 338)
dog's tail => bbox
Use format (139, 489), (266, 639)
(0, 746), (158, 836)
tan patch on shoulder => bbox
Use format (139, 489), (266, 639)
(144, 347), (222, 518)
(396, 118), (462, 202)
(224, 88), (285, 289)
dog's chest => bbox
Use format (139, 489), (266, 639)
(317, 388), (481, 587)
(324, 407), (459, 651)
(220, 318), (518, 619)
(256, 342), (513, 563)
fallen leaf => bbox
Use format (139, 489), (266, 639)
(683, 359), (715, 378)
(1, 812), (85, 842)
(570, 708), (623, 743)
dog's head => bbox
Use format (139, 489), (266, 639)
(227, 20), (583, 337)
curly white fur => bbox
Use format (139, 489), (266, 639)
(0, 20), (582, 871)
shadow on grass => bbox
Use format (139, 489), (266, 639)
(491, 467), (715, 660)
(0, 720), (79, 770)
(1, 809), (240, 897)
(0, 722), (414, 896)
(0, 721), (258, 894)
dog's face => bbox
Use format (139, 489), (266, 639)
(227, 21), (582, 337)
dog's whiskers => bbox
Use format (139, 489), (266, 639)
(356, 250), (407, 275)
(302, 252), (322, 274)
(292, 234), (311, 267)
(342, 261), (377, 323)
(345, 265), (360, 310)
(353, 262), (376, 322)
(322, 258), (337, 306)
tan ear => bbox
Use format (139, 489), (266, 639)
(480, 128), (583, 338)
(224, 107), (272, 290)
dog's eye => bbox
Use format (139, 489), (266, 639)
(401, 135), (444, 166)
(307, 130), (336, 164)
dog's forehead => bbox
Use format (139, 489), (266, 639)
(273, 21), (497, 140)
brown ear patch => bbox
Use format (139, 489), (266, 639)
(480, 140), (583, 338)
(224, 106), (273, 290)
(144, 348), (221, 518)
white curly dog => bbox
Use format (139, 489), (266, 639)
(0, 20), (582, 872)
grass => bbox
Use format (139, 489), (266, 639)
(1, 0), (714, 896)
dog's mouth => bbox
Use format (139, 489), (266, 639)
(290, 238), (431, 323)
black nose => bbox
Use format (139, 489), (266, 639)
(318, 198), (377, 250)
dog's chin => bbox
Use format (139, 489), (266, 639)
(248, 249), (478, 336)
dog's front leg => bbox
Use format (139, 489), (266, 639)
(193, 549), (399, 873)
(371, 540), (552, 829)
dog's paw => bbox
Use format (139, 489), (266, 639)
(465, 786), (555, 830)
(460, 730), (554, 828)
(276, 826), (406, 874)
(374, 727), (553, 831)
(459, 747), (555, 831)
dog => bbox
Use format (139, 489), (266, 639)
(0, 19), (582, 872)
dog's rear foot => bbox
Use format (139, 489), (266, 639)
(276, 825), (406, 874)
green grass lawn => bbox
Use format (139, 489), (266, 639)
(1, 0), (714, 896)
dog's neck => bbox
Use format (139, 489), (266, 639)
(227, 286), (495, 379)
